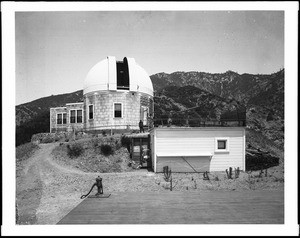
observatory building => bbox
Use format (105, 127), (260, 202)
(50, 56), (154, 133)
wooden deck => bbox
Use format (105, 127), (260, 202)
(57, 190), (284, 224)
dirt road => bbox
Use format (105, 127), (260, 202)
(16, 143), (157, 224)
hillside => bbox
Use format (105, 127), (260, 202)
(151, 70), (284, 114)
(16, 90), (83, 126)
(151, 69), (284, 146)
(16, 69), (284, 149)
(154, 85), (245, 122)
(16, 90), (83, 146)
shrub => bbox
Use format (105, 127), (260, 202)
(121, 135), (131, 153)
(246, 154), (279, 171)
(101, 144), (113, 156)
(41, 136), (54, 143)
(67, 142), (84, 158)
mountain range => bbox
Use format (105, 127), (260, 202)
(16, 69), (284, 150)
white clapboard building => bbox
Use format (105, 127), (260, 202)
(150, 127), (246, 172)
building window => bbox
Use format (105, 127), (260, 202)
(77, 110), (83, 123)
(89, 105), (94, 120)
(215, 138), (229, 152)
(62, 113), (67, 124)
(57, 114), (62, 124)
(114, 103), (122, 118)
(57, 113), (67, 125)
(70, 109), (83, 123)
(70, 110), (76, 123)
(141, 106), (149, 125)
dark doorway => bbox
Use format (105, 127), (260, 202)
(131, 136), (151, 168)
(116, 57), (130, 90)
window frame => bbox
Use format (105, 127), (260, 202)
(70, 109), (83, 124)
(56, 112), (67, 125)
(56, 113), (63, 125)
(88, 104), (94, 120)
(215, 137), (230, 153)
(70, 110), (76, 124)
(77, 109), (83, 123)
(141, 106), (149, 125)
(113, 102), (123, 118)
(62, 113), (67, 124)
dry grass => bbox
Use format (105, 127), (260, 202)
(154, 167), (284, 192)
(16, 142), (40, 162)
(51, 136), (135, 173)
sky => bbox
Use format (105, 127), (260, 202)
(15, 11), (284, 105)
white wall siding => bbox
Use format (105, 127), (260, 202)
(152, 127), (245, 172)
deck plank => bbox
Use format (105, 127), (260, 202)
(58, 190), (284, 224)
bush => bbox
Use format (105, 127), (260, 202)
(121, 135), (131, 153)
(41, 136), (54, 143)
(67, 142), (84, 158)
(246, 154), (280, 171)
(100, 144), (113, 156)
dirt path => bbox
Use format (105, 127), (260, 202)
(16, 143), (155, 224)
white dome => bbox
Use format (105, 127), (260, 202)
(83, 56), (153, 96)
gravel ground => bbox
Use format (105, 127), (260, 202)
(16, 142), (284, 225)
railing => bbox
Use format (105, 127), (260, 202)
(149, 118), (246, 128)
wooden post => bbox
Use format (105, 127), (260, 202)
(226, 168), (233, 179)
(139, 138), (142, 165)
(229, 167), (232, 179)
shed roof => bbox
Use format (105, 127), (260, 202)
(123, 132), (150, 139)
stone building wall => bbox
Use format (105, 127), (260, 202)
(50, 107), (68, 133)
(50, 103), (84, 133)
(50, 92), (153, 133)
(65, 103), (84, 132)
(84, 91), (144, 130)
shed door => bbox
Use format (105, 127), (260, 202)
(156, 156), (211, 173)
(132, 137), (151, 168)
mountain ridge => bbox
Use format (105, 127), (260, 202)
(16, 69), (284, 148)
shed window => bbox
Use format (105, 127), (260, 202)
(89, 105), (94, 120)
(114, 103), (122, 118)
(215, 137), (229, 152)
(218, 140), (227, 149)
